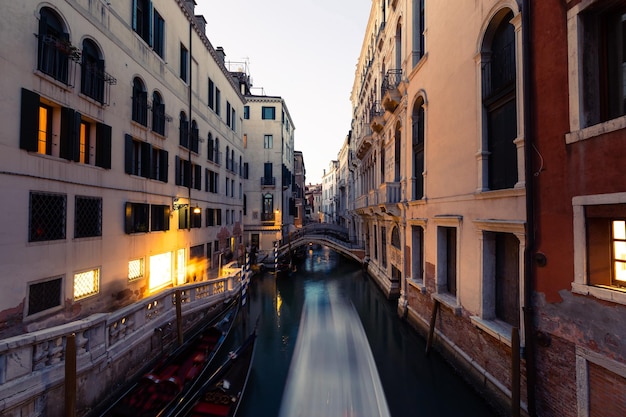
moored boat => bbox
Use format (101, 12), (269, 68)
(100, 296), (240, 417)
(168, 331), (257, 417)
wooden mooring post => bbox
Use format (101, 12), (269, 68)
(65, 333), (76, 417)
(512, 326), (521, 417)
(425, 300), (440, 356)
(175, 289), (184, 346)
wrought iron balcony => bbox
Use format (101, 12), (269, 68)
(261, 212), (276, 222)
(382, 69), (403, 112)
(260, 176), (276, 187)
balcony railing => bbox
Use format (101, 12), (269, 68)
(260, 176), (276, 187)
(261, 212), (276, 222)
(380, 182), (401, 204)
(381, 69), (403, 97)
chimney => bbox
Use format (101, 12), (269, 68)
(184, 0), (196, 14)
(216, 47), (226, 64)
(195, 15), (206, 34)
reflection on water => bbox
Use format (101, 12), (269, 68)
(234, 246), (498, 417)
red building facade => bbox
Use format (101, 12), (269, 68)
(530, 1), (626, 415)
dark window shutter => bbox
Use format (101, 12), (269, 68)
(20, 89), (40, 152)
(194, 164), (202, 190)
(124, 134), (133, 174)
(95, 123), (112, 169)
(141, 141), (152, 178)
(175, 155), (181, 185)
(60, 107), (74, 161)
(132, 0), (137, 31)
(160, 150), (168, 182)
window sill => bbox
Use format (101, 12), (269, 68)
(571, 282), (626, 305)
(470, 316), (513, 347)
(408, 279), (426, 294)
(432, 293), (462, 316)
(566, 115), (626, 144)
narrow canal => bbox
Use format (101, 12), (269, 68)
(228, 245), (499, 417)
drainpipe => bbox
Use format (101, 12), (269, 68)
(187, 22), (192, 231)
(521, 0), (537, 415)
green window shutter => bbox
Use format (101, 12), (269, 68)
(95, 123), (112, 169)
(124, 134), (133, 174)
(160, 150), (169, 182)
(20, 89), (39, 152)
(141, 141), (152, 178)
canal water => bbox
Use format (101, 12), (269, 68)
(228, 245), (499, 417)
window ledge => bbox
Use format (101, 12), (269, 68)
(432, 293), (462, 316)
(571, 282), (626, 305)
(566, 115), (626, 144)
(470, 316), (513, 347)
(408, 279), (426, 294)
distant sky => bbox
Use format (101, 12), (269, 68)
(196, 0), (371, 185)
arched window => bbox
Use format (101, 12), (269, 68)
(412, 96), (425, 200)
(190, 120), (199, 153)
(81, 39), (105, 103)
(394, 121), (401, 182)
(132, 77), (148, 126)
(152, 91), (165, 135)
(482, 11), (517, 190)
(207, 132), (214, 161)
(391, 226), (401, 249)
(226, 145), (230, 170)
(179, 112), (188, 147)
(263, 193), (274, 220)
(38, 7), (70, 84)
(215, 138), (220, 164)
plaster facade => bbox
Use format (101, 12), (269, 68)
(0, 0), (245, 338)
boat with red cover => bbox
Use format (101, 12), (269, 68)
(168, 331), (256, 417)
(100, 296), (240, 417)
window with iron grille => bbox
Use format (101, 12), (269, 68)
(75, 196), (102, 238)
(74, 268), (99, 300)
(28, 277), (62, 316)
(29, 192), (66, 242)
(128, 258), (144, 281)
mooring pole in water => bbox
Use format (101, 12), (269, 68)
(65, 333), (76, 417)
(425, 300), (440, 356)
(175, 289), (184, 346)
(512, 327), (521, 417)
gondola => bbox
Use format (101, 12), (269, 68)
(168, 331), (257, 417)
(100, 296), (240, 417)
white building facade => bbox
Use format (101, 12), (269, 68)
(241, 95), (296, 258)
(0, 0), (245, 338)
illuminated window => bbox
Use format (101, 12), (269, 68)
(38, 104), (52, 155)
(74, 268), (99, 300)
(585, 205), (626, 290)
(149, 252), (172, 291)
(128, 258), (144, 281)
(79, 120), (90, 163)
(613, 221), (626, 285)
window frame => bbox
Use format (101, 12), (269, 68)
(471, 219), (526, 345)
(573, 193), (626, 306)
(432, 216), (462, 313)
(262, 106), (276, 120)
